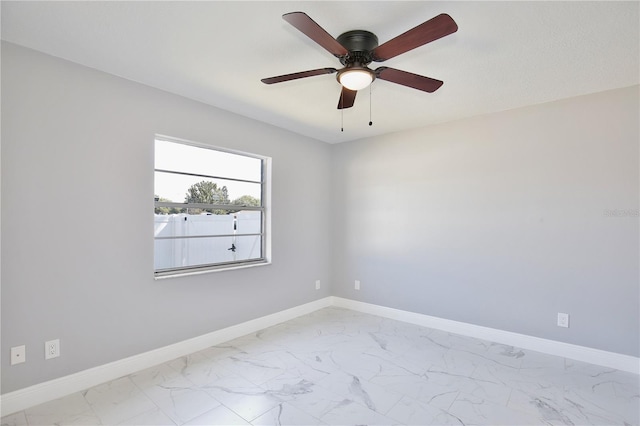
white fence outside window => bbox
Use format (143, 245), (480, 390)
(154, 211), (261, 270)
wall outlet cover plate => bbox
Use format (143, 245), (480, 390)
(45, 339), (60, 359)
(557, 313), (570, 328)
(11, 345), (26, 365)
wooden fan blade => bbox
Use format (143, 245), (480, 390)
(372, 14), (458, 62)
(337, 87), (357, 109)
(376, 67), (443, 92)
(283, 12), (348, 57)
(261, 68), (337, 84)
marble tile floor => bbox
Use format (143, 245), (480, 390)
(2, 307), (638, 426)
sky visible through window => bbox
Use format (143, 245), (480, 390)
(155, 139), (262, 203)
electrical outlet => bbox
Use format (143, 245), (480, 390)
(45, 339), (60, 360)
(355, 280), (360, 290)
(557, 313), (569, 328)
(315, 280), (321, 290)
(11, 345), (26, 365)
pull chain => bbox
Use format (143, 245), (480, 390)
(369, 84), (373, 126)
(340, 91), (344, 132)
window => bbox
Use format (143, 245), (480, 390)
(154, 136), (270, 277)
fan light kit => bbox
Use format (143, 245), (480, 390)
(262, 11), (458, 126)
(337, 67), (374, 91)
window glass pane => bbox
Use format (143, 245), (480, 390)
(154, 171), (262, 205)
(154, 235), (262, 270)
(155, 212), (234, 238)
(154, 211), (262, 238)
(236, 211), (262, 234)
(154, 236), (234, 270)
(155, 139), (262, 181)
(233, 235), (263, 261)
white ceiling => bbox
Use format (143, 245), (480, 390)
(2, 1), (638, 144)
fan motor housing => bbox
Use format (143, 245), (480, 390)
(337, 30), (378, 65)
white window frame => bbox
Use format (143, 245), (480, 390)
(154, 135), (271, 278)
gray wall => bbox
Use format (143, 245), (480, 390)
(331, 85), (639, 357)
(1, 42), (332, 393)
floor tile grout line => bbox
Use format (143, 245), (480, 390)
(81, 388), (108, 426)
(126, 365), (180, 426)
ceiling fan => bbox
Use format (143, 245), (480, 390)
(261, 12), (458, 110)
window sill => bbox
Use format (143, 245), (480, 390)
(154, 260), (271, 280)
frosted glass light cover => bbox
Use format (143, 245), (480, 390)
(339, 70), (373, 91)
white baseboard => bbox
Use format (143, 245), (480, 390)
(331, 296), (640, 375)
(2, 295), (638, 416)
(0, 297), (333, 416)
